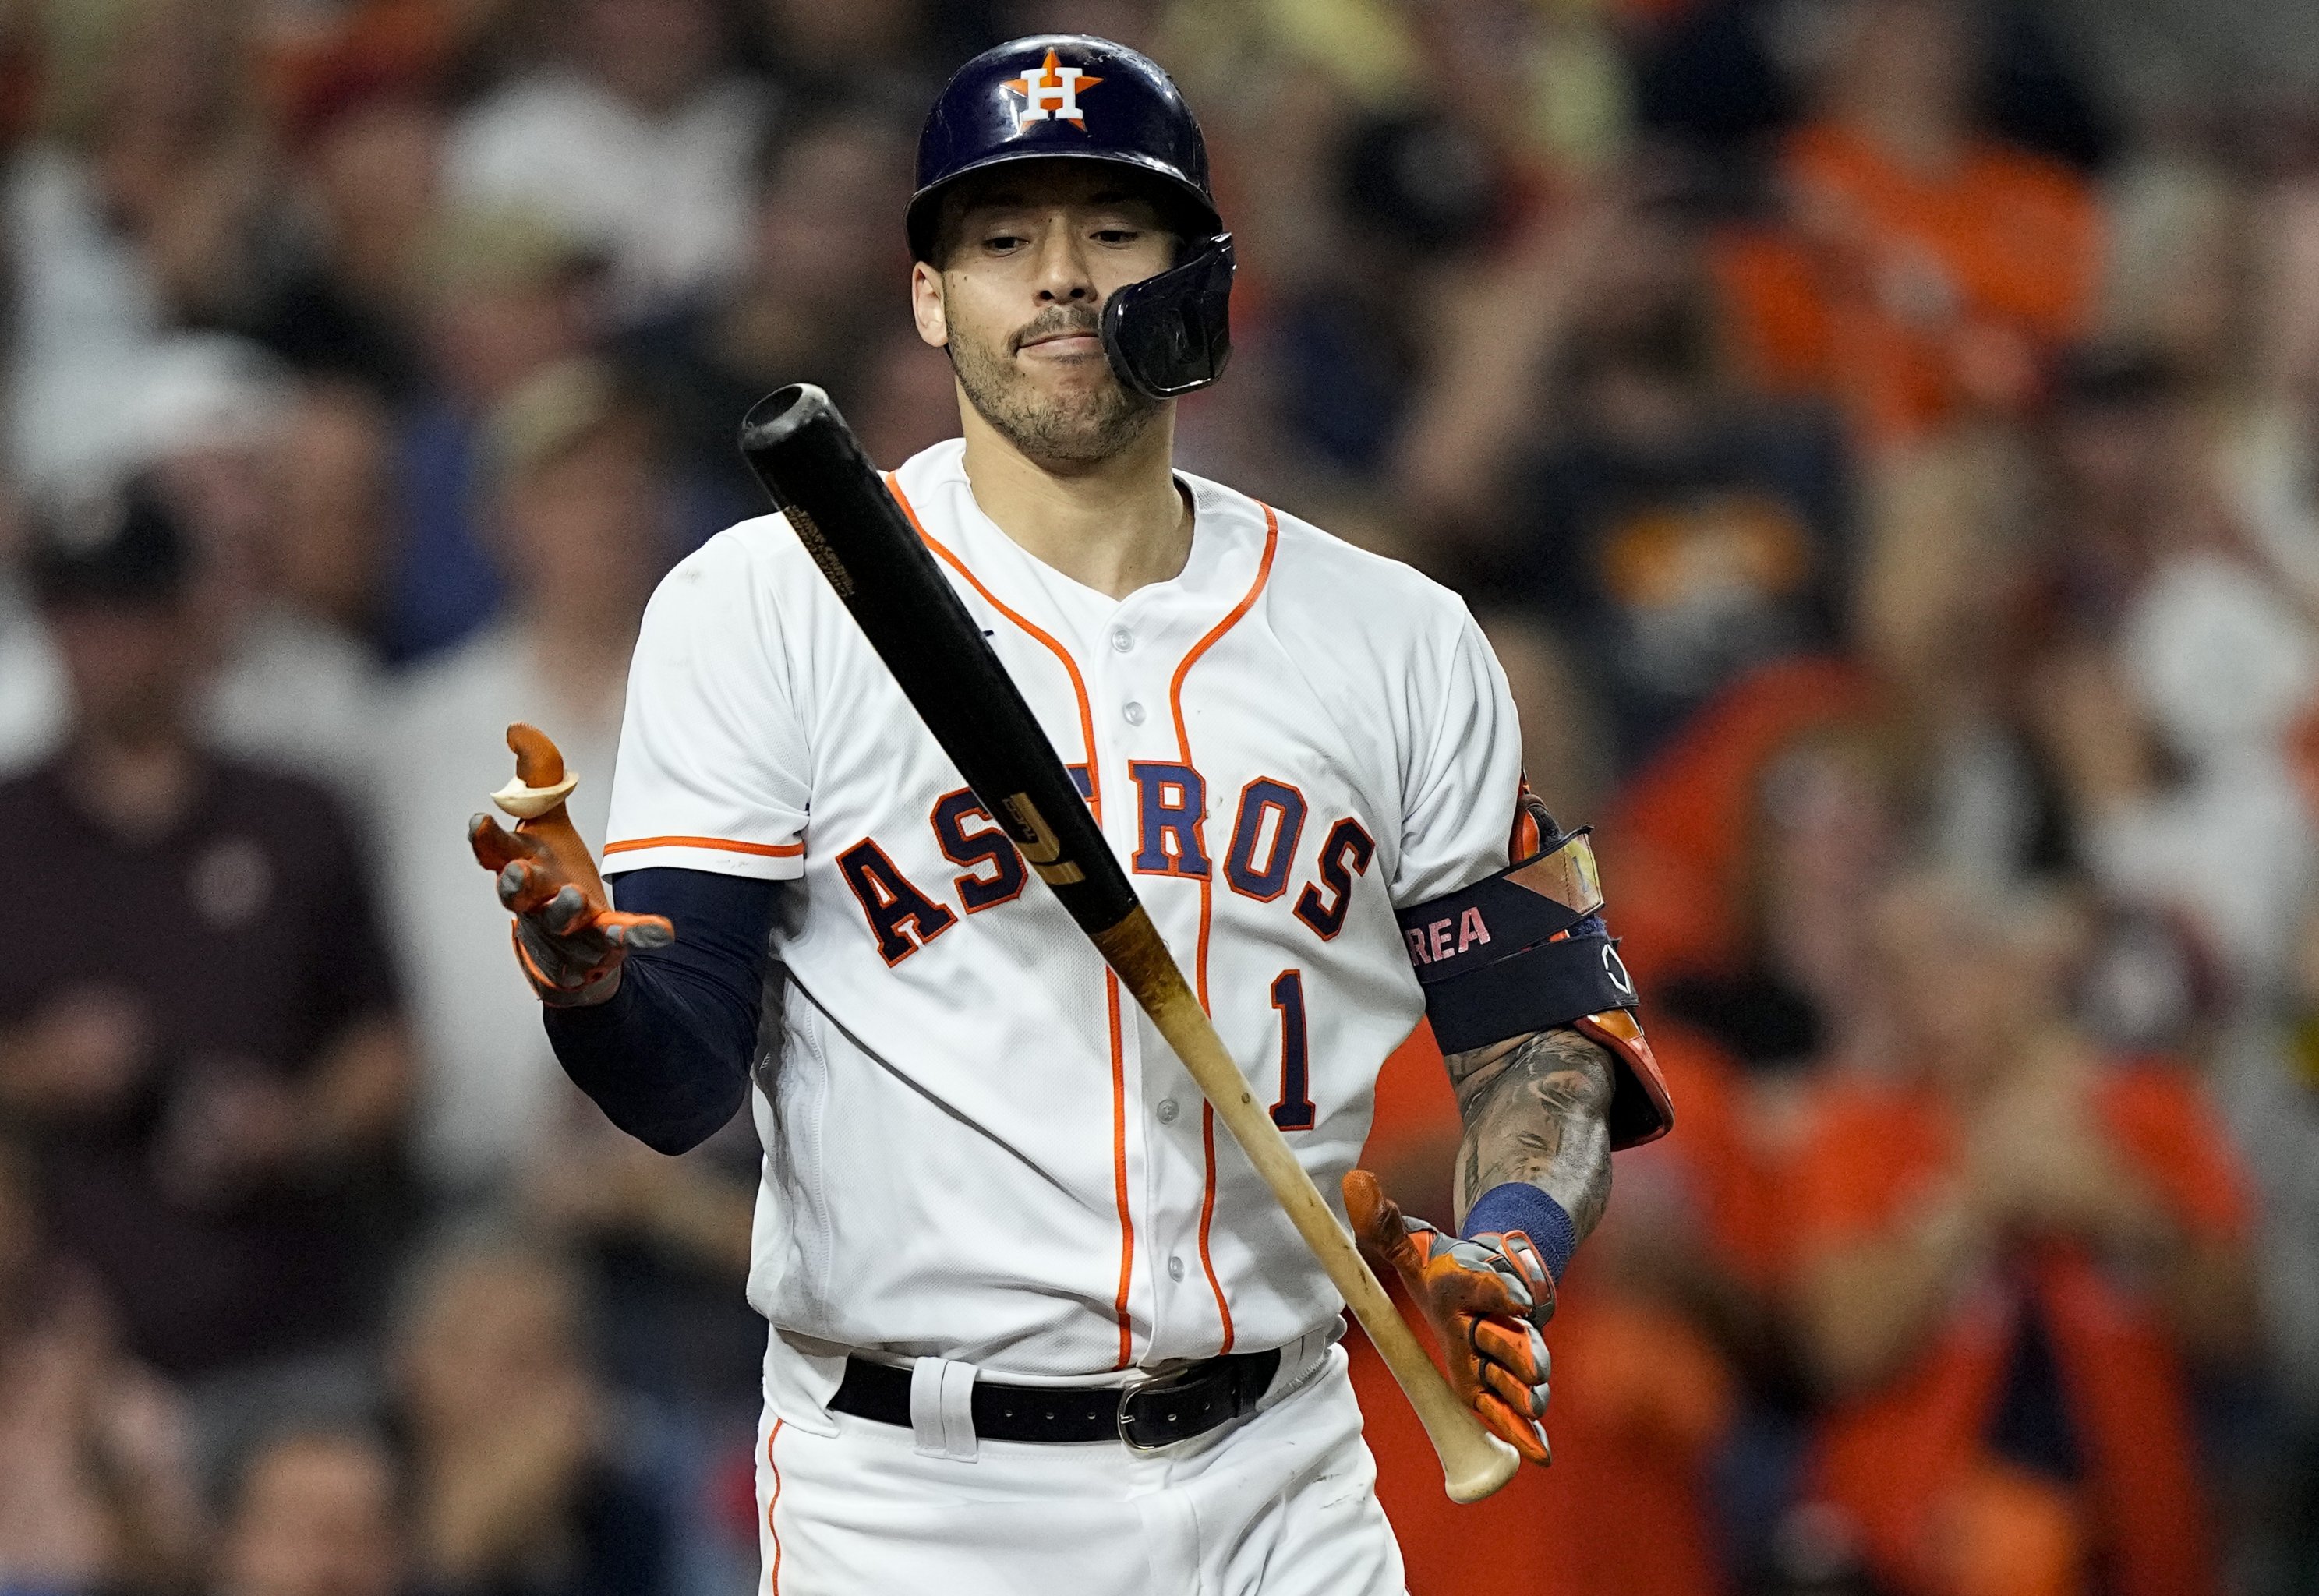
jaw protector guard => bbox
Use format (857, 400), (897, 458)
(1101, 231), (1234, 398)
(1399, 809), (1674, 1149)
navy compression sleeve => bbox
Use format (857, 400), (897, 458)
(540, 867), (780, 1155)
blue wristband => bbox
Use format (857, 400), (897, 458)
(1462, 1183), (1576, 1282)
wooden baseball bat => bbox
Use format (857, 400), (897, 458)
(738, 384), (1519, 1504)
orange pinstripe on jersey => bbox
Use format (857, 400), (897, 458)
(603, 834), (804, 859)
(1168, 503), (1280, 1356)
(1104, 975), (1136, 1368)
(887, 475), (1105, 822)
(886, 472), (1138, 1366)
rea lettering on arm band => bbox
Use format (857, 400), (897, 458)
(1396, 827), (1638, 1056)
(1462, 1183), (1577, 1282)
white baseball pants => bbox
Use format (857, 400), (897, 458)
(753, 1337), (1405, 1595)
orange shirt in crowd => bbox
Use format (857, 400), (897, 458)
(1715, 122), (2102, 451)
(1354, 1022), (1753, 1596)
(1605, 656), (1880, 991)
(1793, 1065), (2250, 1596)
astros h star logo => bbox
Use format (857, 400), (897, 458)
(1002, 49), (1102, 132)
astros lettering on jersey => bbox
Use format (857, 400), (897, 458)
(602, 440), (1523, 1379)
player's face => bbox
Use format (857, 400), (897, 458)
(913, 164), (1175, 466)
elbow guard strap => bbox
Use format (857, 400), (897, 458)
(1400, 824), (1673, 1149)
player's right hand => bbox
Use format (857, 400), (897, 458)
(1345, 1167), (1555, 1466)
(468, 814), (673, 1007)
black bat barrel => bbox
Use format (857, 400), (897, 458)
(738, 384), (1142, 938)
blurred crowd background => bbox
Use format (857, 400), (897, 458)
(5, 1), (2319, 1594)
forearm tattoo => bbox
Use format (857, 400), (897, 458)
(1444, 1027), (1615, 1238)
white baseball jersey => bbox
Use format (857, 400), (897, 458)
(603, 436), (1522, 1378)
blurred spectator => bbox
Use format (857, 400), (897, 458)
(1658, 722), (1908, 1081)
(392, 1234), (672, 1596)
(2023, 351), (2318, 989)
(0, 1138), (202, 1594)
(2213, 898), (2319, 1588)
(1597, 655), (1882, 990)
(127, 343), (302, 642)
(2, 360), (395, 806)
(1793, 870), (2255, 1596)
(517, 1101), (763, 1593)
(1269, 101), (1514, 478)
(1633, 0), (2112, 175)
(243, 77), (446, 399)
(444, 0), (770, 320)
(375, 360), (670, 1198)
(848, 323), (965, 471)
(2098, 156), (2250, 392)
(1523, 1025), (1773, 1596)
(261, 383), (398, 645)
(387, 207), (607, 664)
(625, 104), (917, 535)
(1401, 167), (1854, 770)
(755, 0), (942, 110)
(0, 482), (413, 1383)
(2031, 351), (2215, 644)
(206, 380), (397, 807)
(2225, 177), (2319, 613)
(1713, 0), (2102, 451)
(4, 0), (278, 494)
(1851, 422), (2060, 882)
(520, 1100), (758, 1407)
(212, 1423), (410, 1596)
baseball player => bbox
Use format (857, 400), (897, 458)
(468, 34), (1673, 1594)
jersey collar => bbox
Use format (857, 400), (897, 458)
(891, 437), (1267, 636)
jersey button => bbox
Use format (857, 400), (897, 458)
(1111, 627), (1134, 652)
(1155, 1098), (1179, 1124)
(1168, 1255), (1186, 1282)
(1122, 701), (1147, 726)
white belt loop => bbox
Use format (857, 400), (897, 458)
(908, 1356), (979, 1461)
(1261, 1323), (1339, 1411)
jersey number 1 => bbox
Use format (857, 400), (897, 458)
(1269, 970), (1315, 1131)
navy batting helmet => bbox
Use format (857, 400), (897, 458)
(907, 35), (1233, 400)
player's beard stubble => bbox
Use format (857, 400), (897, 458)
(947, 302), (1161, 467)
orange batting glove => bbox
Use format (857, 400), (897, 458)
(468, 814), (673, 1006)
(1345, 1167), (1555, 1466)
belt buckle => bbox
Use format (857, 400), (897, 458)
(1115, 1365), (1198, 1453)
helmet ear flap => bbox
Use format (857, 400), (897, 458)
(1100, 233), (1234, 399)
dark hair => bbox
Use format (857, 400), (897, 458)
(1341, 112), (1507, 253)
(1563, 301), (1723, 392)
(26, 480), (190, 609)
(2049, 344), (2186, 414)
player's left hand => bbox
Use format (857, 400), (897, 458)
(1344, 1167), (1554, 1465)
(468, 814), (673, 1005)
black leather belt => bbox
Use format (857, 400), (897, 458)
(831, 1348), (1282, 1449)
